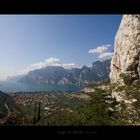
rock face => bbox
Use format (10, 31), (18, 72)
(110, 15), (140, 83)
(19, 59), (111, 86)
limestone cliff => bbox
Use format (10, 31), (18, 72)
(19, 59), (111, 86)
(110, 15), (140, 83)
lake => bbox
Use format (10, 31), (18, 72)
(0, 81), (81, 93)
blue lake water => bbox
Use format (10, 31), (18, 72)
(0, 81), (81, 93)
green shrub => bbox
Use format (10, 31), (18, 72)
(75, 88), (118, 125)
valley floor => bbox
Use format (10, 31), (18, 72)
(0, 91), (90, 125)
(1, 80), (140, 126)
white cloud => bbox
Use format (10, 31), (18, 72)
(88, 44), (111, 54)
(89, 44), (113, 60)
(19, 57), (77, 74)
(45, 57), (60, 65)
(98, 52), (113, 60)
(62, 63), (76, 69)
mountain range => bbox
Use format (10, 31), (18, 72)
(17, 59), (111, 87)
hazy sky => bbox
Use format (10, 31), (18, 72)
(0, 15), (122, 80)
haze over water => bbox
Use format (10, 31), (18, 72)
(0, 81), (80, 93)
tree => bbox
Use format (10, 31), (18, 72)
(76, 88), (118, 125)
(33, 103), (37, 124)
(37, 102), (41, 122)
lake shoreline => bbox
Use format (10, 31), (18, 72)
(0, 81), (81, 93)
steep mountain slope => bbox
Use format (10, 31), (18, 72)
(110, 15), (140, 83)
(109, 15), (140, 124)
(0, 91), (15, 118)
(19, 59), (111, 86)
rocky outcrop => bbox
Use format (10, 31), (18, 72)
(110, 15), (140, 83)
(109, 15), (140, 124)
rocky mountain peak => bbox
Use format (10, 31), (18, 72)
(19, 60), (111, 86)
(110, 15), (140, 83)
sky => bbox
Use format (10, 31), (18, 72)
(0, 15), (122, 80)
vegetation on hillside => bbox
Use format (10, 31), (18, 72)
(1, 77), (140, 125)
